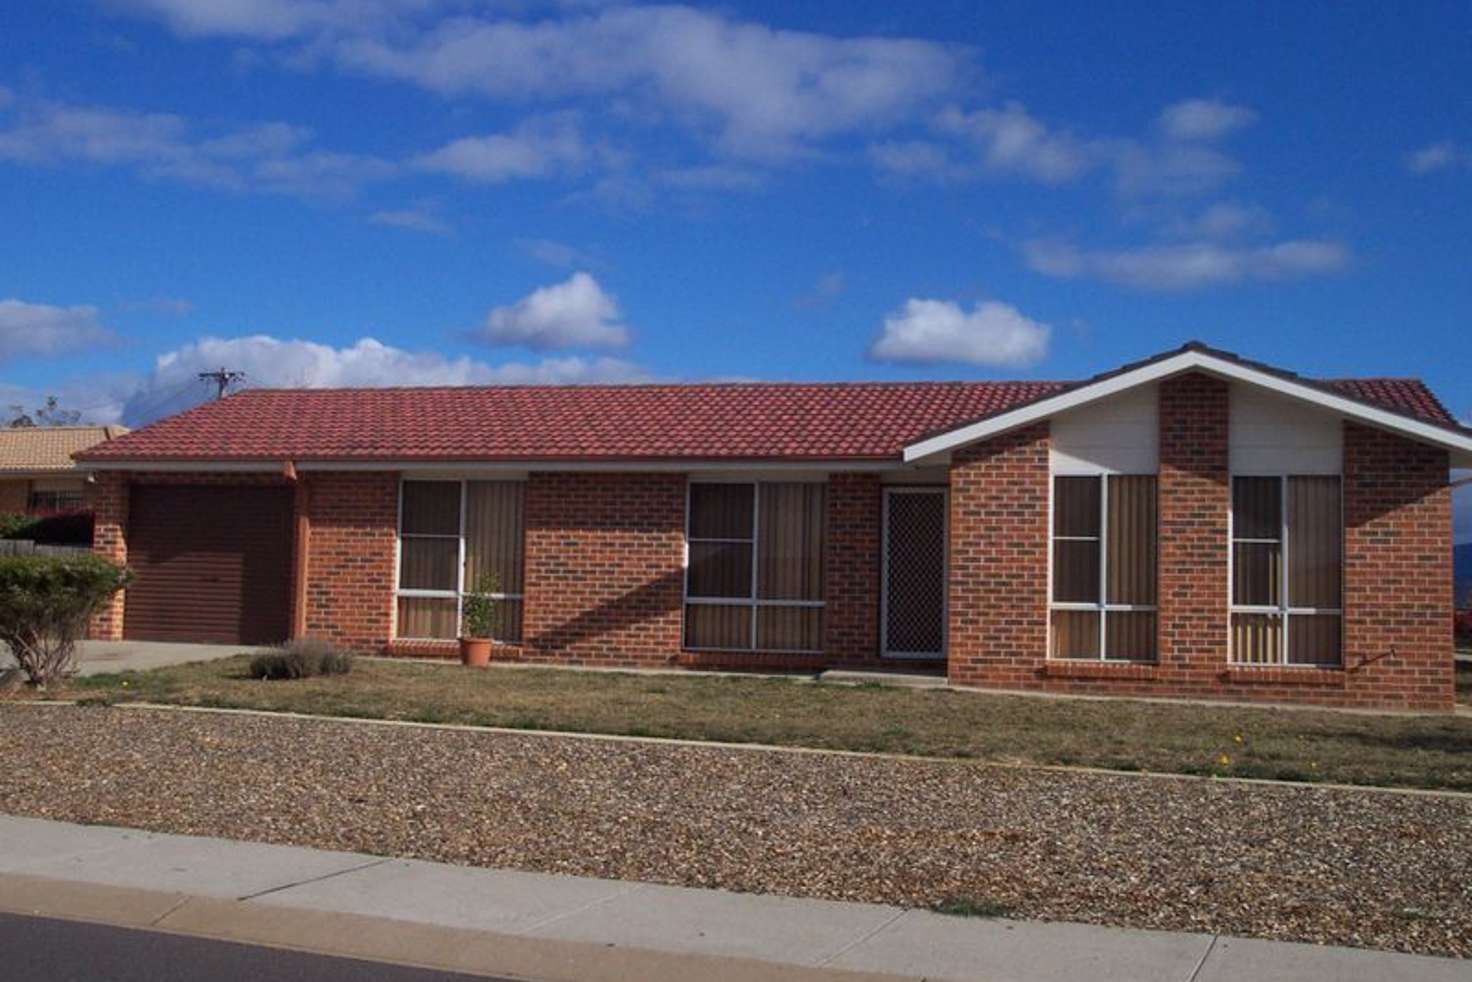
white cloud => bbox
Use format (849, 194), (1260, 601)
(1157, 99), (1257, 141)
(869, 298), (1050, 367)
(414, 113), (592, 183)
(657, 164), (764, 192)
(0, 299), (115, 362)
(795, 271), (847, 310)
(0, 95), (393, 198)
(368, 206), (451, 235)
(1109, 139), (1241, 198)
(867, 140), (964, 180)
(106, 0), (432, 40)
(329, 5), (965, 159)
(1024, 238), (1349, 291)
(119, 334), (650, 425)
(1407, 141), (1469, 174)
(1163, 201), (1274, 240)
(934, 103), (1090, 183)
(516, 238), (596, 268)
(475, 272), (630, 351)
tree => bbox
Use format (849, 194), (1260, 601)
(0, 555), (132, 686)
(7, 396), (81, 428)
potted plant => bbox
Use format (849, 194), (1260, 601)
(459, 572), (499, 668)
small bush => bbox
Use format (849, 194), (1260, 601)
(930, 897), (1013, 918)
(461, 572), (500, 640)
(0, 554), (131, 686)
(248, 638), (354, 680)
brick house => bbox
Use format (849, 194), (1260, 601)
(75, 343), (1472, 711)
(0, 425), (127, 515)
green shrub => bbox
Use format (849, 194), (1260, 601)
(0, 511), (94, 545)
(461, 572), (500, 640)
(0, 513), (31, 539)
(0, 554), (131, 686)
(248, 638), (354, 680)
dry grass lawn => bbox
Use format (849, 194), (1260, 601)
(42, 655), (1472, 792)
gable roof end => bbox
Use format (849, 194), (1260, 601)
(902, 342), (1472, 468)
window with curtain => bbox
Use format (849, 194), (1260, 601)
(1050, 475), (1158, 661)
(1230, 476), (1341, 666)
(396, 480), (525, 643)
(684, 481), (825, 652)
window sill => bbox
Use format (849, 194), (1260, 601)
(1042, 660), (1159, 681)
(1221, 665), (1346, 687)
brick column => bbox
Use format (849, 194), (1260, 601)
(824, 473), (881, 666)
(946, 423), (1050, 687)
(1343, 423), (1454, 710)
(86, 471), (129, 641)
(1157, 373), (1230, 676)
(302, 472), (398, 652)
(523, 472), (686, 668)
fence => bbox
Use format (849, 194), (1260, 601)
(0, 540), (91, 557)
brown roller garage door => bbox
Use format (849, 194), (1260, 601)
(124, 485), (295, 645)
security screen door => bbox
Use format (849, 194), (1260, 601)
(882, 488), (947, 658)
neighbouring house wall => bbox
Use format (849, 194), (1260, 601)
(0, 479), (29, 513)
(946, 423), (1052, 688)
(823, 473), (883, 667)
(1342, 423), (1454, 710)
(521, 472), (686, 668)
(302, 471), (399, 652)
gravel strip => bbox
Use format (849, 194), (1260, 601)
(2, 704), (1469, 958)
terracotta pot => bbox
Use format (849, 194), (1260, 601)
(459, 638), (492, 668)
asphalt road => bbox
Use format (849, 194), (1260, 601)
(0, 912), (514, 982)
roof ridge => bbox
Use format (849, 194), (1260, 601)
(230, 379), (1073, 395)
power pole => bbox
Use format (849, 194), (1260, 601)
(198, 368), (245, 401)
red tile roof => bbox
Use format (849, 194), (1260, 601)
(76, 375), (1458, 465)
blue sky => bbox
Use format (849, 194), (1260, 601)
(2, 1), (1468, 536)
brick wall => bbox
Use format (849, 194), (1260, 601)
(1342, 423), (1454, 710)
(0, 479), (28, 514)
(86, 471), (129, 641)
(521, 472), (685, 668)
(1156, 373), (1231, 679)
(946, 423), (1052, 687)
(938, 375), (1456, 712)
(302, 471), (399, 652)
(824, 473), (882, 667)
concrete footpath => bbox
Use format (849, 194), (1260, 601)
(0, 816), (1463, 982)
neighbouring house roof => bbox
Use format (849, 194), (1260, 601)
(0, 425), (128, 475)
(74, 343), (1466, 468)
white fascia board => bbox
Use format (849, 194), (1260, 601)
(903, 350), (1472, 465)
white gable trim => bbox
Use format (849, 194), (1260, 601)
(903, 349), (1472, 467)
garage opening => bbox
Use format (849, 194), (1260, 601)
(124, 485), (295, 645)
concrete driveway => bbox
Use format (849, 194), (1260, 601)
(2, 641), (259, 678)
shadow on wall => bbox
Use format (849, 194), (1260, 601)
(525, 567), (685, 663)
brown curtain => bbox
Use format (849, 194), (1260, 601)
(397, 597), (458, 640)
(399, 538), (458, 591)
(1053, 477), (1101, 603)
(1232, 477), (1281, 539)
(1050, 610), (1100, 658)
(1288, 476), (1341, 610)
(1288, 614), (1341, 666)
(688, 483), (754, 539)
(1232, 612), (1282, 664)
(757, 483), (825, 601)
(1107, 475), (1157, 605)
(688, 542), (753, 598)
(1106, 611), (1157, 660)
(684, 604), (752, 649)
(464, 482), (525, 595)
(401, 482), (460, 535)
(757, 607), (823, 651)
(1054, 476), (1101, 537)
(1232, 477), (1283, 607)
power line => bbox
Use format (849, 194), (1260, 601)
(198, 367), (246, 401)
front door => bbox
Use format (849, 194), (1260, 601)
(882, 488), (947, 658)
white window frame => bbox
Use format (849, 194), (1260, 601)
(1048, 471), (1159, 662)
(683, 480), (825, 654)
(1228, 474), (1344, 667)
(395, 478), (525, 642)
